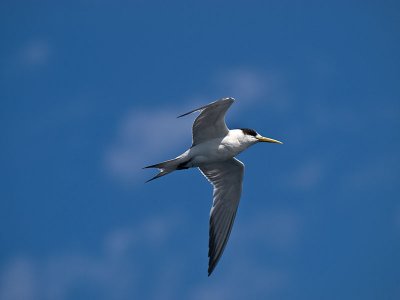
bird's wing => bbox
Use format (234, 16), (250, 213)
(198, 157), (244, 276)
(177, 97), (234, 146)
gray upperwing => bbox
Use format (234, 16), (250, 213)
(178, 97), (234, 146)
(198, 157), (244, 276)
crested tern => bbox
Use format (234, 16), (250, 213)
(145, 97), (282, 276)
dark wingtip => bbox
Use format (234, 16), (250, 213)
(208, 250), (216, 276)
(177, 111), (193, 118)
(208, 264), (215, 276)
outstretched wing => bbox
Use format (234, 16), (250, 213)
(199, 157), (244, 276)
(177, 97), (234, 146)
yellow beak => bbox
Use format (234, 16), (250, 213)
(256, 136), (283, 144)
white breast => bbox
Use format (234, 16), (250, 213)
(186, 129), (255, 167)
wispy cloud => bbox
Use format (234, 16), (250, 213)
(214, 67), (290, 112)
(0, 258), (36, 300)
(104, 108), (193, 185)
(215, 68), (268, 102)
(189, 210), (301, 299)
(19, 39), (51, 67)
(234, 210), (303, 251)
(1, 38), (52, 77)
(0, 211), (295, 300)
(0, 215), (182, 300)
(341, 153), (399, 192)
(288, 159), (325, 191)
(190, 266), (288, 300)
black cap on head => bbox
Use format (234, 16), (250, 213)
(240, 128), (257, 137)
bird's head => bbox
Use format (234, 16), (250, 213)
(240, 128), (283, 145)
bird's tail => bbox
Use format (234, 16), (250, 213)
(144, 156), (188, 182)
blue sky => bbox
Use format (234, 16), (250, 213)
(1, 1), (399, 299)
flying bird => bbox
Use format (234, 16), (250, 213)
(144, 97), (282, 276)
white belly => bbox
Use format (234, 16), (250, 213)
(185, 137), (248, 167)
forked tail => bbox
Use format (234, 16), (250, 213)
(144, 156), (188, 182)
